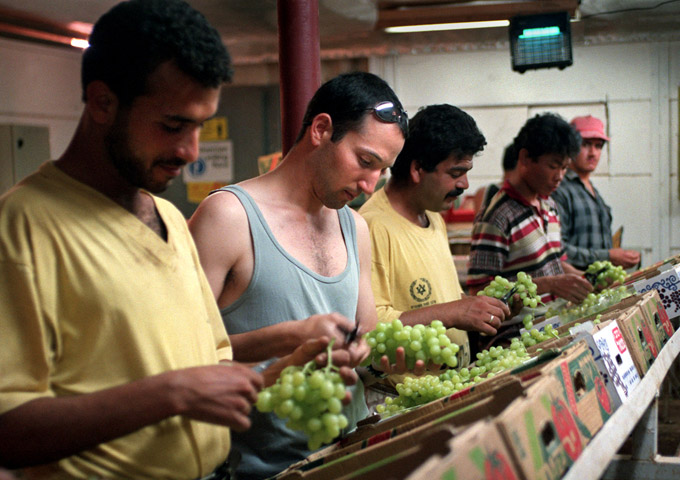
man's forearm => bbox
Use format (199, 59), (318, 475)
(398, 303), (456, 327)
(0, 373), (178, 468)
(229, 322), (301, 362)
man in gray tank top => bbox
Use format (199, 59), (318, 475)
(189, 72), (409, 479)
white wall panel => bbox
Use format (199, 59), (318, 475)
(464, 105), (527, 180)
(0, 39), (81, 159)
(596, 176), (654, 257)
(671, 173), (680, 250)
(608, 101), (653, 176)
(0, 39), (81, 116)
(394, 43), (655, 109)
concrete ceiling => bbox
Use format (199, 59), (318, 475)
(0, 0), (678, 66)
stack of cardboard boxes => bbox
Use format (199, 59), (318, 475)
(275, 277), (677, 480)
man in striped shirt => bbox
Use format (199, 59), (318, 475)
(467, 113), (593, 305)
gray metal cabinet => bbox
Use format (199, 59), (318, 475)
(0, 124), (50, 195)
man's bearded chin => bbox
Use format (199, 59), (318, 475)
(446, 187), (466, 199)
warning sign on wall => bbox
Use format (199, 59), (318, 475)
(184, 140), (233, 184)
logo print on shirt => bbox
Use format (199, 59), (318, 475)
(409, 278), (432, 303)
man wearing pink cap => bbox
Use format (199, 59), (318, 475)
(552, 115), (640, 270)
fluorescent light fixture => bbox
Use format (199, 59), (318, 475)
(70, 38), (89, 49)
(385, 19), (509, 34)
(519, 26), (561, 39)
(509, 12), (572, 73)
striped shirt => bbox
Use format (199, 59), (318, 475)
(551, 170), (612, 270)
(467, 180), (566, 291)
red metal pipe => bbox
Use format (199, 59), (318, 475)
(277, 0), (321, 156)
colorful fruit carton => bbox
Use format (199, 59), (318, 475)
(631, 264), (680, 321)
(637, 289), (675, 346)
(495, 375), (587, 480)
(401, 419), (521, 480)
(605, 302), (660, 376)
(510, 340), (614, 439)
(574, 319), (641, 410)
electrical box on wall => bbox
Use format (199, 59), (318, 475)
(509, 11), (573, 73)
(0, 125), (50, 195)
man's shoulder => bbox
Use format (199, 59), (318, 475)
(477, 190), (520, 222)
(188, 186), (251, 246)
(0, 168), (63, 222)
(555, 173), (581, 193)
(358, 190), (392, 224)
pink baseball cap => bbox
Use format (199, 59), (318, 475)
(570, 115), (610, 141)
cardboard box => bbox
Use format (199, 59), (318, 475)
(574, 320), (641, 410)
(276, 379), (526, 480)
(342, 426), (457, 480)
(624, 253), (680, 285)
(608, 303), (660, 376)
(397, 419), (521, 480)
(632, 264), (680, 320)
(637, 289), (675, 345)
(495, 375), (587, 480)
(512, 340), (613, 439)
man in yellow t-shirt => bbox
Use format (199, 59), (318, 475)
(0, 1), (355, 478)
(360, 104), (510, 368)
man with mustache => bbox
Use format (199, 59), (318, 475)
(467, 113), (593, 310)
(359, 104), (511, 369)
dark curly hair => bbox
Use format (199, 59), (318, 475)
(81, 0), (232, 105)
(294, 71), (408, 144)
(512, 112), (581, 161)
(390, 104), (486, 182)
(502, 143), (518, 171)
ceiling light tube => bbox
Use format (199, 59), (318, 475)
(385, 19), (510, 33)
(70, 38), (89, 49)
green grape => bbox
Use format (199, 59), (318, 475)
(477, 272), (542, 309)
(586, 260), (627, 287)
(549, 283), (633, 323)
(255, 340), (350, 450)
(376, 342), (531, 417)
(363, 319), (460, 368)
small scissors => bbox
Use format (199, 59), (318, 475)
(345, 324), (359, 344)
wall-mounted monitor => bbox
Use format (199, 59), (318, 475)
(509, 11), (572, 73)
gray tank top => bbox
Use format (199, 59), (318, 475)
(215, 185), (367, 479)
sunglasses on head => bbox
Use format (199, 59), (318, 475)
(371, 101), (408, 130)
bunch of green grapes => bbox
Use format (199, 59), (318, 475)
(586, 260), (627, 288)
(520, 323), (560, 347)
(363, 319), (460, 369)
(473, 339), (530, 374)
(255, 342), (349, 450)
(376, 340), (530, 416)
(545, 285), (633, 322)
(477, 272), (542, 309)
(375, 371), (480, 416)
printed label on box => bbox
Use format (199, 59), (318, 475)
(612, 326), (626, 353)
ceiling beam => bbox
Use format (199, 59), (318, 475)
(376, 0), (580, 29)
(0, 6), (89, 49)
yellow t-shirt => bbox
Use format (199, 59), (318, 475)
(0, 162), (231, 479)
(359, 188), (470, 366)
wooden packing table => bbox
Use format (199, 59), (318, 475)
(562, 329), (680, 480)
